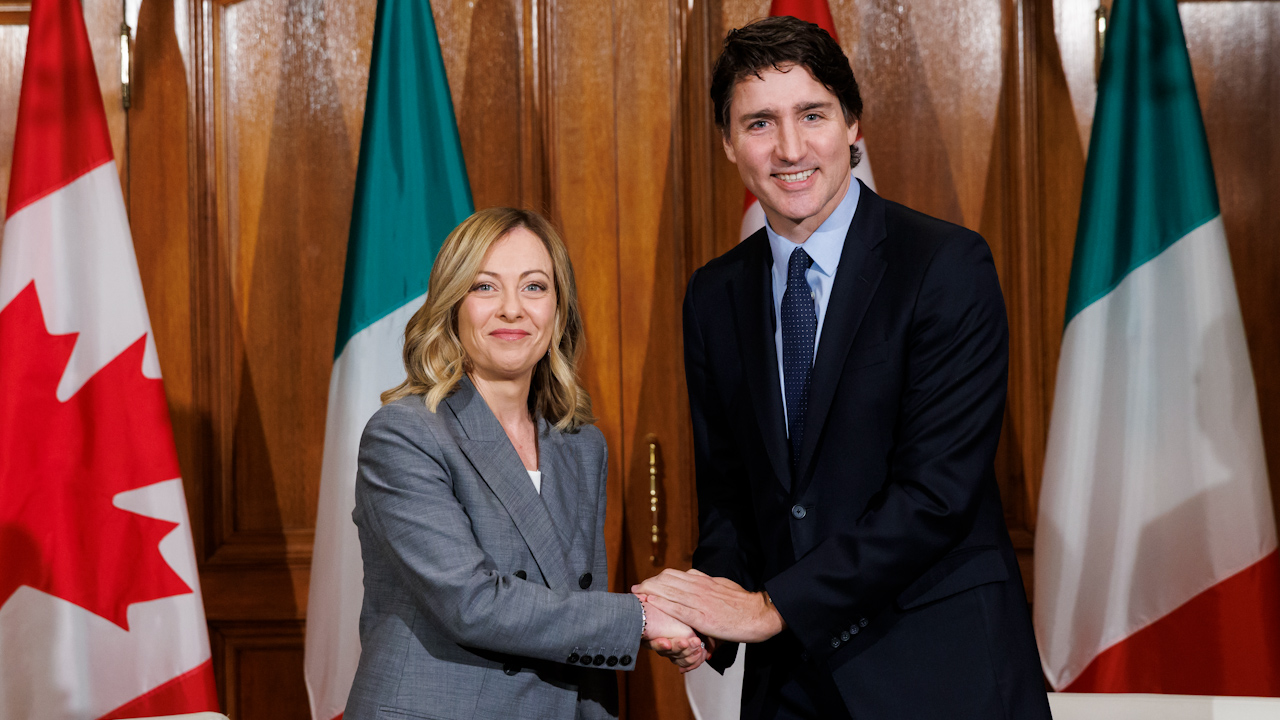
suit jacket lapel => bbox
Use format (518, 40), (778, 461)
(795, 184), (888, 493)
(445, 379), (573, 589)
(732, 229), (793, 492)
(537, 422), (580, 552)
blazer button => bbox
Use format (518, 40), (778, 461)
(503, 663), (519, 676)
(830, 638), (841, 649)
(593, 654), (606, 666)
(859, 617), (869, 627)
(579, 573), (593, 589)
(514, 570), (527, 580)
(619, 655), (633, 667)
(568, 653), (580, 664)
(579, 655), (592, 666)
(607, 656), (619, 667)
(840, 631), (850, 642)
(791, 505), (806, 519)
(849, 625), (859, 635)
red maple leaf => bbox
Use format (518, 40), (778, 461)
(0, 282), (191, 629)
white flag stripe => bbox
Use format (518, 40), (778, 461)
(0, 480), (211, 719)
(0, 163), (161, 399)
(305, 296), (422, 720)
(1036, 215), (1276, 688)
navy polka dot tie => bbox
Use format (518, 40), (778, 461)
(782, 247), (817, 468)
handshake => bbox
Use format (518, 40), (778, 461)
(633, 568), (787, 674)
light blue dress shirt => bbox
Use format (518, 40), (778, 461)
(766, 175), (861, 436)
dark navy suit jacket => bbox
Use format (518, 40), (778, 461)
(683, 182), (1051, 719)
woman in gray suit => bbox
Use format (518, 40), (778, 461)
(345, 208), (703, 720)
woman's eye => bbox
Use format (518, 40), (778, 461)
(524, 282), (547, 292)
(472, 282), (495, 292)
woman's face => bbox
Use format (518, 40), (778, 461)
(458, 227), (558, 385)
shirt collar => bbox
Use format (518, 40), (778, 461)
(765, 174), (860, 277)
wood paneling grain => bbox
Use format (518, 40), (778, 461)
(0, 24), (27, 227)
(211, 622), (310, 720)
(614, 0), (698, 714)
(213, 0), (357, 537)
(130, 0), (202, 554)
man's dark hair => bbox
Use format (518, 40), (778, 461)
(711, 15), (864, 167)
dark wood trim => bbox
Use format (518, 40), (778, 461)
(0, 1), (29, 25)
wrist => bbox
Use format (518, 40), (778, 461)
(760, 590), (786, 634)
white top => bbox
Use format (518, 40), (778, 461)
(527, 470), (542, 494)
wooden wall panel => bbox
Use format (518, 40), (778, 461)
(0, 23), (27, 229)
(212, 0), (354, 539)
(211, 621), (310, 720)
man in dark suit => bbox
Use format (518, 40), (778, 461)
(635, 16), (1051, 720)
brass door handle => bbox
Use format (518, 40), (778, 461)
(649, 439), (659, 563)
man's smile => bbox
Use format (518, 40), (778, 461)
(774, 168), (816, 183)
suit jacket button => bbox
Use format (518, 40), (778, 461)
(791, 505), (806, 519)
(607, 656), (619, 667)
(840, 631), (850, 642)
(620, 655), (633, 666)
(514, 570), (527, 580)
(830, 638), (841, 648)
(859, 617), (868, 627)
(850, 625), (859, 635)
(503, 663), (519, 676)
(568, 653), (580, 664)
(579, 572), (593, 589)
(593, 654), (606, 666)
(580, 655), (592, 666)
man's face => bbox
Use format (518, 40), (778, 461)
(722, 64), (858, 242)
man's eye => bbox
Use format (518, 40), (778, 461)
(750, 120), (769, 130)
(804, 113), (821, 122)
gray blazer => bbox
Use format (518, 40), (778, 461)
(344, 378), (642, 720)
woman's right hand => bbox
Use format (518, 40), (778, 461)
(639, 595), (708, 673)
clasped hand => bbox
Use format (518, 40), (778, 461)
(635, 568), (786, 672)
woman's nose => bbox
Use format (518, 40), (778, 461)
(497, 289), (523, 319)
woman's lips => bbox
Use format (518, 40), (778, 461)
(490, 330), (530, 340)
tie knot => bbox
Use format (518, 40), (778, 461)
(788, 247), (813, 276)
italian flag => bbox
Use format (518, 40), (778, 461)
(0, 0), (218, 715)
(1035, 0), (1280, 694)
(301, 0), (472, 716)
(738, 0), (875, 241)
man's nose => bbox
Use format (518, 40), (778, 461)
(775, 121), (803, 163)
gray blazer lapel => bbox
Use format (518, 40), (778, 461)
(537, 423), (581, 553)
(444, 379), (573, 589)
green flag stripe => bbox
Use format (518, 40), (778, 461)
(334, 0), (473, 357)
(1064, 0), (1218, 325)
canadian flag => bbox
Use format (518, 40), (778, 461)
(738, 0), (875, 242)
(0, 0), (220, 717)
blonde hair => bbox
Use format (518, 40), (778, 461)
(381, 207), (595, 431)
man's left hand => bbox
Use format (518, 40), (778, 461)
(632, 569), (785, 643)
